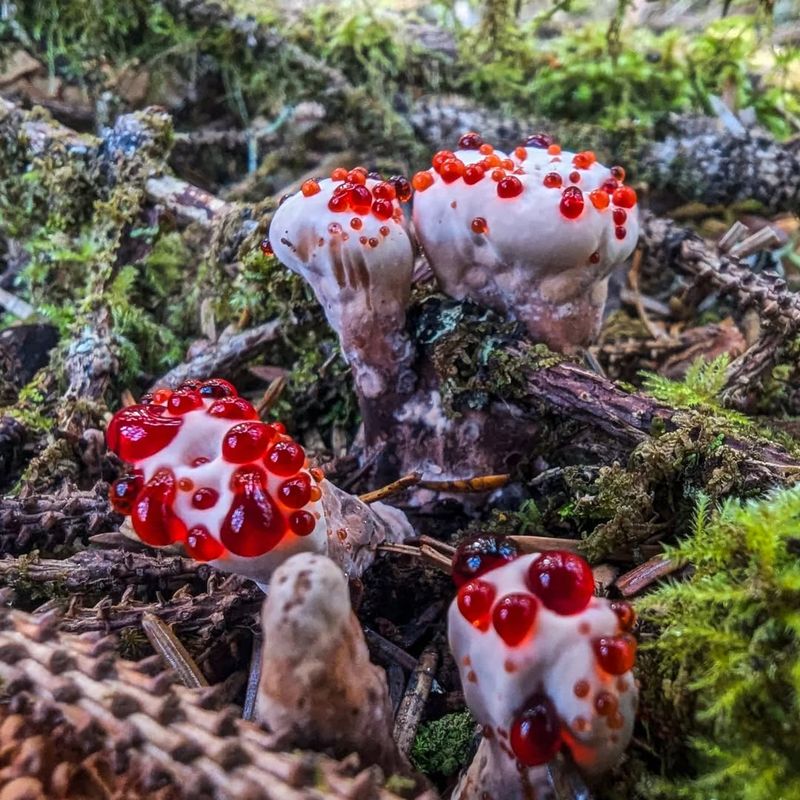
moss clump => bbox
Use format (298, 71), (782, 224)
(411, 711), (475, 779)
(635, 488), (800, 799)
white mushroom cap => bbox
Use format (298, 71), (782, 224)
(269, 171), (415, 399)
(447, 551), (638, 777)
(412, 137), (639, 350)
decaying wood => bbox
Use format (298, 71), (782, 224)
(393, 643), (440, 758)
(0, 602), (424, 800)
(0, 549), (203, 593)
(0, 486), (119, 555)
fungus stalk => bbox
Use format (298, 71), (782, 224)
(448, 541), (638, 799)
(269, 170), (416, 449)
(413, 133), (640, 352)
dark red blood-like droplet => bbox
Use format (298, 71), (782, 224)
(289, 510), (316, 536)
(589, 251), (601, 264)
(106, 404), (183, 462)
(185, 525), (225, 561)
(349, 184), (373, 214)
(492, 593), (538, 646)
(457, 579), (496, 628)
(372, 199), (394, 220)
(388, 175), (412, 202)
(222, 422), (275, 463)
(612, 185), (637, 208)
(452, 534), (520, 587)
(543, 172), (562, 189)
(610, 165), (626, 182)
(372, 181), (396, 200)
(497, 176), (523, 198)
(595, 691), (619, 716)
(560, 187), (584, 220)
(615, 226), (627, 240)
(510, 693), (562, 766)
(206, 397), (259, 420)
(432, 150), (455, 171)
(265, 440), (306, 476)
(347, 167), (368, 185)
(463, 164), (485, 185)
(613, 208), (627, 225)
(610, 600), (636, 631)
(526, 550), (595, 615)
(132, 469), (186, 546)
(260, 238), (273, 256)
(167, 390), (203, 415)
(177, 380), (201, 392)
(593, 634), (637, 675)
(109, 472), (143, 515)
(221, 466), (286, 557)
(458, 132), (483, 150)
(199, 379), (236, 399)
(569, 171), (581, 184)
(328, 193), (349, 212)
(278, 473), (312, 509)
(192, 487), (219, 509)
(524, 133), (553, 149)
(152, 389), (173, 404)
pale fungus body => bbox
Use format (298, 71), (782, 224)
(412, 133), (639, 351)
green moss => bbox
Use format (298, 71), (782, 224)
(635, 488), (800, 799)
(411, 711), (475, 778)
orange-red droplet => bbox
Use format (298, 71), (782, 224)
(479, 143), (494, 155)
(589, 189), (609, 210)
(330, 167), (348, 181)
(497, 176), (523, 199)
(372, 199), (394, 220)
(560, 187), (585, 220)
(464, 164), (485, 185)
(543, 172), (562, 189)
(301, 179), (320, 197)
(514, 146), (527, 161)
(350, 217), (362, 230)
(440, 158), (466, 183)
(610, 600), (636, 631)
(612, 185), (637, 208)
(412, 171), (434, 192)
(547, 144), (561, 155)
(593, 634), (637, 675)
(372, 181), (396, 200)
(610, 165), (626, 182)
(432, 150), (455, 171)
(471, 217), (488, 234)
(457, 579), (496, 629)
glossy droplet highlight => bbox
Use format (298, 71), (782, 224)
(497, 176), (523, 199)
(526, 550), (594, 615)
(510, 693), (562, 766)
(589, 189), (609, 210)
(185, 525), (224, 562)
(222, 422), (275, 463)
(612, 185), (637, 208)
(543, 172), (562, 189)
(471, 217), (488, 234)
(221, 466), (285, 557)
(457, 580), (496, 629)
(451, 534), (520, 587)
(301, 179), (320, 197)
(265, 440), (306, 477)
(593, 634), (637, 675)
(412, 171), (434, 192)
(560, 187), (585, 220)
(109, 473), (143, 515)
(492, 593), (538, 646)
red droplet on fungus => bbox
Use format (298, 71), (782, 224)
(458, 132), (483, 149)
(526, 550), (594, 615)
(543, 172), (562, 189)
(350, 217), (362, 230)
(260, 238), (273, 256)
(372, 199), (394, 220)
(109, 472), (143, 515)
(191, 487), (219, 509)
(301, 179), (321, 197)
(589, 189), (609, 210)
(185, 525), (225, 561)
(510, 693), (562, 766)
(612, 185), (637, 208)
(492, 593), (538, 646)
(471, 217), (488, 234)
(198, 379), (236, 399)
(106, 404), (183, 462)
(265, 440), (306, 476)
(615, 226), (627, 240)
(610, 165), (626, 182)
(349, 184), (373, 214)
(524, 133), (554, 149)
(206, 397), (259, 420)
(330, 167), (348, 181)
(289, 510), (316, 536)
(452, 534), (519, 587)
(560, 187), (585, 220)
(221, 465), (286, 557)
(593, 634), (637, 675)
(479, 143), (494, 155)
(372, 181), (396, 200)
(613, 208), (627, 225)
(463, 164), (485, 185)
(497, 176), (523, 198)
(132, 469), (186, 546)
(223, 421), (275, 463)
(167, 389), (204, 415)
(610, 600), (636, 631)
(278, 474), (312, 508)
(432, 150), (455, 171)
(440, 158), (466, 183)
(412, 171), (434, 192)
(328, 193), (349, 212)
(457, 579), (496, 628)
(514, 146), (527, 161)
(346, 167), (368, 185)
(569, 171), (581, 184)
(388, 175), (412, 202)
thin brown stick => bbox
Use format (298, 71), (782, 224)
(392, 643), (439, 757)
(256, 376), (288, 417)
(417, 474), (510, 493)
(615, 555), (683, 597)
(360, 473), (421, 504)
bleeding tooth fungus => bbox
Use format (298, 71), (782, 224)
(107, 380), (326, 586)
(448, 535), (638, 799)
(413, 132), (639, 351)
